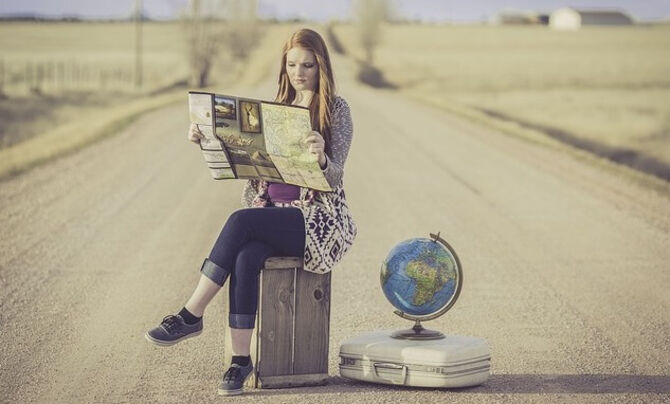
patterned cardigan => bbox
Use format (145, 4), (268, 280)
(241, 96), (357, 274)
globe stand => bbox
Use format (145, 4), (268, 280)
(391, 319), (445, 340)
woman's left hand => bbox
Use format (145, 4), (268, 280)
(304, 130), (327, 168)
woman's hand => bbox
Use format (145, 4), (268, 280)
(187, 123), (205, 144)
(304, 130), (327, 168)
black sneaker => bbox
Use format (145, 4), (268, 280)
(145, 314), (203, 346)
(217, 362), (254, 396)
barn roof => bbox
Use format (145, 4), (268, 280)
(565, 8), (632, 18)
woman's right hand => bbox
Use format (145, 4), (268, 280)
(187, 123), (205, 144)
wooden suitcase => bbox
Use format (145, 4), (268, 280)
(339, 330), (490, 388)
(222, 257), (331, 389)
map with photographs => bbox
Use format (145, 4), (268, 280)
(187, 91), (332, 192)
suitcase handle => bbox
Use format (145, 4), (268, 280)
(373, 362), (407, 385)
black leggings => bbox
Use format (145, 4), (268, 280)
(200, 207), (305, 329)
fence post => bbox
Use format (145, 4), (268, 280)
(0, 59), (5, 95)
(35, 63), (44, 93)
(25, 61), (32, 92)
(47, 61), (54, 93)
(57, 61), (65, 92)
(73, 62), (80, 89)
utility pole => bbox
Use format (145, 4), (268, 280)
(134, 0), (143, 90)
(190, 0), (201, 87)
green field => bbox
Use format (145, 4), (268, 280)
(333, 23), (670, 178)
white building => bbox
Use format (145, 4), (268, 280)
(550, 8), (634, 30)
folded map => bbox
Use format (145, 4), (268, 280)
(188, 91), (332, 192)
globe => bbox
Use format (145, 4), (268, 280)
(380, 233), (462, 319)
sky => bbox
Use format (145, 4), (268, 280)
(1, 0), (669, 22)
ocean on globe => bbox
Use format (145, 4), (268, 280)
(380, 237), (459, 317)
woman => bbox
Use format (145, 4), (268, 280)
(145, 28), (356, 396)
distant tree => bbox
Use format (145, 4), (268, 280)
(182, 0), (261, 88)
(353, 0), (391, 64)
(224, 0), (262, 64)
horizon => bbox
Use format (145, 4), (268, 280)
(1, 0), (669, 23)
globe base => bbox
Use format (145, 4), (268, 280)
(390, 322), (445, 340)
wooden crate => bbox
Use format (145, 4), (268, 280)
(222, 257), (331, 389)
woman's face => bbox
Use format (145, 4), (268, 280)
(286, 47), (318, 92)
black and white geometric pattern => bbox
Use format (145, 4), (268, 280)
(240, 96), (357, 274)
(301, 184), (356, 273)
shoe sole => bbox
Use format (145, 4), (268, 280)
(217, 388), (243, 396)
(144, 329), (202, 346)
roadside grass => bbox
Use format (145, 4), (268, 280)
(0, 91), (184, 180)
(0, 92), (136, 149)
(331, 23), (670, 186)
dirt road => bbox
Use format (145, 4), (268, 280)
(1, 56), (669, 403)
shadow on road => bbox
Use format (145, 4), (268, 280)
(468, 374), (670, 394)
(241, 374), (670, 397)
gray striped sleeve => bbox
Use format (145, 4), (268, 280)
(322, 96), (354, 188)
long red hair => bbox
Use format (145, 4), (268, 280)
(275, 28), (336, 154)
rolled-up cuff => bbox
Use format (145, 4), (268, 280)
(200, 258), (230, 286)
(229, 313), (256, 329)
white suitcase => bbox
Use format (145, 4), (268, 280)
(339, 330), (490, 388)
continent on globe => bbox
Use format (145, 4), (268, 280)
(407, 260), (449, 306)
(406, 249), (455, 306)
(381, 237), (460, 317)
